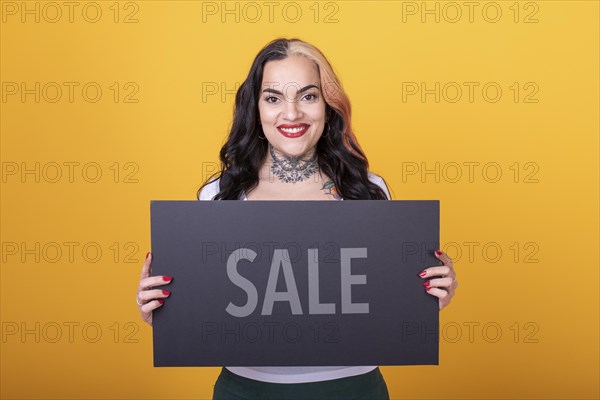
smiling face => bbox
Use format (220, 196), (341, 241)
(258, 55), (327, 160)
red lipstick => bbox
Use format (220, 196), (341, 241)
(277, 124), (310, 138)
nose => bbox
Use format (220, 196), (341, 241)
(283, 98), (302, 121)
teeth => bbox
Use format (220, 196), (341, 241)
(280, 126), (306, 133)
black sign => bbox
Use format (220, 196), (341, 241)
(151, 200), (440, 366)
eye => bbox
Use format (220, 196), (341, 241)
(303, 93), (318, 101)
(265, 96), (280, 104)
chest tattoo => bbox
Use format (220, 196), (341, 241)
(321, 180), (342, 200)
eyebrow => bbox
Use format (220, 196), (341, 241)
(262, 84), (319, 95)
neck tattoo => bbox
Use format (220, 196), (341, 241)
(269, 144), (319, 183)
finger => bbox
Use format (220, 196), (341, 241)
(137, 288), (171, 304)
(425, 286), (450, 300)
(138, 275), (173, 292)
(140, 251), (152, 279)
(424, 277), (454, 288)
(140, 298), (165, 314)
(419, 266), (451, 278)
(434, 250), (454, 268)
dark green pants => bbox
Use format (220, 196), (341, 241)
(212, 367), (390, 400)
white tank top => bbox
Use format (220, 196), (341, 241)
(198, 172), (391, 383)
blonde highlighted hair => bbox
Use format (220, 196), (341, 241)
(283, 39), (368, 164)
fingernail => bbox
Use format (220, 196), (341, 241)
(162, 290), (171, 296)
(158, 299), (165, 304)
(426, 287), (431, 291)
(423, 281), (430, 287)
(419, 270), (427, 277)
(162, 276), (173, 282)
(435, 250), (442, 256)
(146, 251), (150, 260)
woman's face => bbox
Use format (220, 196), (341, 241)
(258, 55), (326, 159)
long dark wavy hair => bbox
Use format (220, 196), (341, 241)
(197, 37), (389, 200)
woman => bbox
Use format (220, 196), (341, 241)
(136, 37), (458, 400)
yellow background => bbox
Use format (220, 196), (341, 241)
(1, 1), (598, 399)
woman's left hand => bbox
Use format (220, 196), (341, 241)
(419, 250), (458, 310)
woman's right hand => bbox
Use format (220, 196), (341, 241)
(136, 252), (172, 326)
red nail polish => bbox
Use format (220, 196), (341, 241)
(158, 299), (165, 304)
(162, 290), (170, 296)
(435, 250), (442, 256)
(423, 281), (430, 287)
(162, 276), (172, 282)
(426, 286), (431, 291)
(419, 271), (427, 277)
